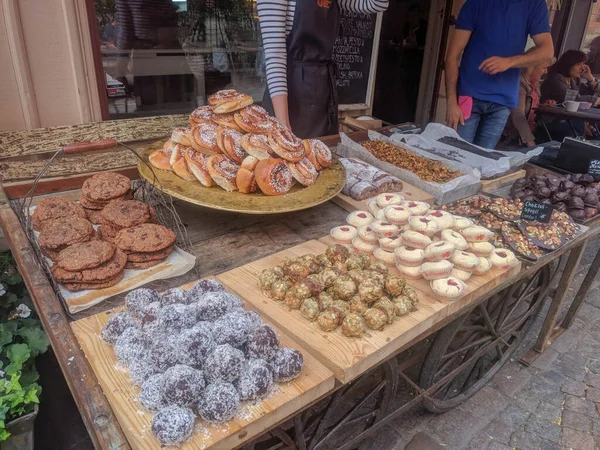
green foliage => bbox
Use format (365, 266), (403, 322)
(0, 252), (48, 441)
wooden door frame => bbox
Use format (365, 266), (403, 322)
(84, 0), (110, 120)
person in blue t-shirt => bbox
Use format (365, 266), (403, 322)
(445, 0), (554, 149)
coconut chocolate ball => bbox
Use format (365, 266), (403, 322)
(148, 335), (179, 371)
(139, 373), (165, 412)
(204, 344), (245, 383)
(140, 301), (162, 336)
(270, 348), (303, 382)
(125, 288), (161, 320)
(193, 292), (231, 322)
(157, 304), (196, 331)
(160, 287), (188, 306)
(212, 311), (253, 347)
(101, 311), (135, 345)
(129, 355), (159, 386)
(151, 405), (195, 446)
(177, 325), (215, 368)
(187, 278), (225, 301)
(114, 327), (146, 366)
(235, 359), (273, 401)
(245, 324), (279, 361)
(198, 382), (239, 425)
(161, 365), (205, 407)
(244, 311), (263, 331)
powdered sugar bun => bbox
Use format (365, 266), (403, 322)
(430, 277), (468, 300)
(453, 216), (475, 231)
(424, 241), (456, 262)
(379, 236), (403, 252)
(346, 211), (374, 228)
(396, 263), (423, 279)
(374, 248), (396, 266)
(489, 249), (518, 271)
(402, 230), (432, 249)
(450, 267), (473, 281)
(421, 260), (454, 280)
(409, 216), (441, 237)
(450, 251), (480, 271)
(189, 105), (214, 127)
(468, 241), (495, 257)
(330, 225), (357, 244)
(460, 226), (495, 242)
(401, 201), (430, 216)
(352, 237), (378, 254)
(394, 246), (425, 267)
(473, 257), (492, 276)
(171, 127), (192, 147)
(441, 229), (469, 251)
(384, 205), (411, 225)
(425, 210), (455, 230)
(357, 225), (378, 244)
(376, 193), (404, 208)
(370, 220), (399, 238)
(191, 122), (219, 153)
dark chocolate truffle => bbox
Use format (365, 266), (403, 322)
(140, 301), (162, 337)
(235, 358), (273, 401)
(148, 335), (179, 371)
(177, 325), (215, 368)
(244, 311), (263, 331)
(212, 311), (253, 347)
(114, 327), (146, 366)
(151, 405), (195, 446)
(160, 287), (188, 306)
(204, 344), (245, 383)
(125, 288), (161, 320)
(198, 382), (239, 425)
(139, 373), (165, 411)
(157, 303), (196, 331)
(101, 311), (135, 345)
(192, 292), (232, 321)
(245, 324), (280, 361)
(161, 365), (205, 407)
(129, 355), (159, 386)
(270, 348), (303, 382)
(187, 278), (225, 301)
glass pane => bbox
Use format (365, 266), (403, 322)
(582, 2), (600, 75)
(94, 0), (265, 119)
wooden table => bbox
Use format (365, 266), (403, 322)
(1, 122), (599, 449)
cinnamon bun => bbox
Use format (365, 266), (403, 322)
(236, 155), (260, 194)
(172, 155), (196, 182)
(163, 139), (175, 149)
(240, 134), (274, 160)
(207, 154), (239, 191)
(285, 157), (319, 186)
(302, 139), (332, 169)
(255, 158), (294, 196)
(268, 126), (305, 162)
(234, 105), (274, 134)
(190, 122), (219, 153)
(169, 143), (186, 167)
(216, 126), (246, 164)
(184, 149), (213, 187)
(149, 148), (173, 171)
(189, 105), (214, 127)
(208, 89), (254, 114)
(212, 112), (243, 132)
(171, 127), (192, 147)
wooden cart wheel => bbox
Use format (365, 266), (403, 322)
(418, 266), (551, 413)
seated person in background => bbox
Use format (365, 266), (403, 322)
(540, 50), (600, 141)
(505, 57), (556, 147)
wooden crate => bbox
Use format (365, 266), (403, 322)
(480, 169), (526, 194)
(332, 181), (435, 213)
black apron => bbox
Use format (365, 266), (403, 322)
(262, 0), (340, 139)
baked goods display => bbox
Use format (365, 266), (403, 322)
(510, 172), (600, 221)
(149, 89), (334, 197)
(339, 158), (404, 200)
(31, 173), (178, 292)
(257, 246), (419, 336)
(100, 280), (304, 447)
(361, 140), (461, 183)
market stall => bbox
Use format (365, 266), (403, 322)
(0, 97), (598, 449)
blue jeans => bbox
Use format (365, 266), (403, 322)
(457, 98), (511, 149)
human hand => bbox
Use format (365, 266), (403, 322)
(526, 140), (536, 147)
(446, 102), (465, 131)
(479, 56), (513, 75)
(542, 100), (557, 107)
(582, 64), (594, 81)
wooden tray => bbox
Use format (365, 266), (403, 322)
(217, 240), (520, 383)
(71, 284), (335, 450)
(332, 182), (435, 213)
(138, 147), (346, 215)
(480, 169), (526, 193)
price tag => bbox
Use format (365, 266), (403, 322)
(521, 201), (553, 223)
(588, 159), (600, 176)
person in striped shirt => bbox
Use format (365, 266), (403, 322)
(258, 0), (388, 138)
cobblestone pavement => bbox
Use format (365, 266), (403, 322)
(369, 237), (600, 450)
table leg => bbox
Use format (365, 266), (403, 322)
(539, 115), (552, 141)
(561, 246), (600, 328)
(532, 242), (587, 353)
(567, 119), (580, 138)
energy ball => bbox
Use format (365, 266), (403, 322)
(129, 355), (159, 386)
(101, 311), (135, 345)
(341, 313), (365, 337)
(148, 335), (179, 371)
(193, 292), (231, 321)
(151, 405), (195, 446)
(198, 382), (239, 425)
(235, 359), (273, 401)
(270, 348), (303, 382)
(204, 344), (245, 383)
(157, 304), (196, 331)
(211, 311), (253, 347)
(114, 327), (146, 366)
(139, 373), (165, 412)
(187, 278), (225, 301)
(161, 365), (205, 407)
(177, 325), (215, 368)
(140, 301), (162, 336)
(160, 287), (188, 306)
(125, 288), (161, 320)
(245, 324), (280, 361)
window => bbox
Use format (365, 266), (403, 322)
(94, 0), (264, 119)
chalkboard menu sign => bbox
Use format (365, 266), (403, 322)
(588, 159), (600, 176)
(333, 12), (379, 107)
(521, 201), (553, 223)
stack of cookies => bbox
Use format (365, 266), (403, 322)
(37, 216), (96, 262)
(50, 240), (127, 292)
(97, 200), (155, 244)
(32, 197), (87, 232)
(80, 172), (132, 224)
(114, 223), (176, 270)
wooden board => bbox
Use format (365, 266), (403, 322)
(480, 169), (526, 194)
(332, 181), (435, 213)
(71, 284), (335, 450)
(217, 240), (521, 384)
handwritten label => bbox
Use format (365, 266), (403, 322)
(588, 159), (600, 176)
(521, 201), (553, 223)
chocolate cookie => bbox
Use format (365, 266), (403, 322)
(115, 224), (176, 253)
(101, 200), (151, 229)
(33, 197), (87, 231)
(63, 270), (125, 292)
(52, 249), (127, 283)
(40, 245), (64, 262)
(125, 259), (165, 270)
(57, 240), (116, 271)
(82, 173), (131, 202)
(80, 194), (126, 210)
(38, 217), (94, 249)
(126, 245), (174, 263)
(84, 208), (104, 225)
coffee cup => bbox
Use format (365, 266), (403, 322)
(563, 101), (580, 112)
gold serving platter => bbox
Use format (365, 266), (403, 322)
(137, 147), (346, 214)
